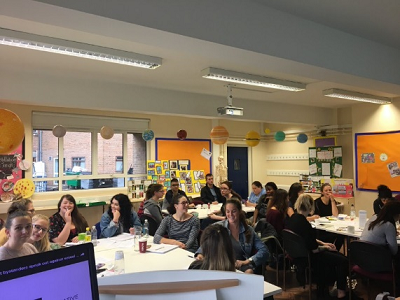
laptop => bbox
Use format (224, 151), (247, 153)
(0, 243), (99, 300)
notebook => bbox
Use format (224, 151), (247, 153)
(0, 243), (99, 300)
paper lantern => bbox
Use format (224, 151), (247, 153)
(100, 126), (114, 139)
(210, 126), (229, 145)
(142, 129), (154, 142)
(245, 130), (261, 147)
(14, 178), (35, 198)
(264, 128), (271, 134)
(19, 160), (31, 171)
(177, 129), (187, 140)
(274, 131), (286, 142)
(52, 125), (66, 138)
(0, 109), (25, 154)
(297, 133), (308, 143)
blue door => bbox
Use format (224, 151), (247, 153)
(227, 146), (248, 199)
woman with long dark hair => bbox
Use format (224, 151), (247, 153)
(252, 182), (278, 226)
(49, 194), (88, 244)
(266, 188), (289, 234)
(100, 193), (142, 238)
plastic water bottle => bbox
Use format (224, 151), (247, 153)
(85, 227), (91, 242)
(350, 204), (356, 220)
(114, 250), (125, 274)
(143, 219), (149, 238)
(91, 225), (97, 246)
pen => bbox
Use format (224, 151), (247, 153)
(187, 255), (194, 258)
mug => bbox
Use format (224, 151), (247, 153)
(139, 238), (147, 253)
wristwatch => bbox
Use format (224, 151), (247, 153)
(249, 257), (256, 267)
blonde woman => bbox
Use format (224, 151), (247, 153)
(28, 214), (51, 252)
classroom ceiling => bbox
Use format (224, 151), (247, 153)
(1, 0), (400, 124)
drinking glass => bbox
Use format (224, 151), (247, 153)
(134, 226), (142, 251)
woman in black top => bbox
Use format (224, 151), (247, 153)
(372, 185), (392, 215)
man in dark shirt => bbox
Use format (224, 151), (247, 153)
(200, 174), (224, 204)
(162, 178), (192, 209)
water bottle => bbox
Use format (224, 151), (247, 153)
(91, 225), (97, 246)
(350, 204), (356, 220)
(85, 227), (91, 242)
(143, 219), (149, 238)
(114, 250), (125, 274)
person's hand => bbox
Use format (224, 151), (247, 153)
(64, 208), (72, 224)
(212, 201), (218, 205)
(71, 236), (79, 243)
(208, 213), (217, 220)
(175, 241), (186, 249)
(311, 215), (320, 220)
(323, 242), (336, 251)
(196, 254), (204, 261)
(244, 200), (249, 207)
(129, 227), (134, 235)
(235, 260), (249, 269)
(113, 210), (120, 223)
(188, 203), (195, 208)
(251, 222), (256, 227)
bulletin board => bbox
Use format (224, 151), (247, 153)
(355, 131), (400, 192)
(155, 138), (212, 174)
(308, 146), (343, 178)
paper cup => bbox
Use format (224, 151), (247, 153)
(78, 233), (86, 242)
(347, 225), (355, 234)
(139, 238), (147, 253)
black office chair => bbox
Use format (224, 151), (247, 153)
(140, 214), (160, 236)
(261, 235), (285, 285)
(349, 240), (396, 299)
(282, 229), (313, 300)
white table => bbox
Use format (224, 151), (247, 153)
(94, 235), (280, 298)
(163, 204), (255, 220)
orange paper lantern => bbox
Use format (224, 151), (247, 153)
(210, 126), (229, 145)
(0, 109), (25, 154)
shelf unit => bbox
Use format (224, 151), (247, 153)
(127, 179), (154, 199)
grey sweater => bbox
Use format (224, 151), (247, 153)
(143, 199), (163, 224)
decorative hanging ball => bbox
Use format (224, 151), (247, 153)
(245, 130), (261, 147)
(52, 125), (66, 138)
(142, 129), (155, 142)
(297, 133), (308, 144)
(177, 129), (187, 140)
(210, 126), (229, 145)
(264, 128), (271, 134)
(100, 126), (114, 139)
(274, 131), (286, 142)
(0, 109), (25, 154)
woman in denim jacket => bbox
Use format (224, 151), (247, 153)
(196, 198), (269, 273)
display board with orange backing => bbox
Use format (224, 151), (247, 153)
(355, 131), (400, 192)
(155, 138), (212, 174)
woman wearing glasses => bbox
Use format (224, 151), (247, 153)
(143, 184), (165, 225)
(0, 210), (37, 260)
(154, 194), (200, 253)
(28, 214), (52, 252)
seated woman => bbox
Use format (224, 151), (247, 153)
(100, 193), (142, 238)
(285, 194), (349, 299)
(197, 199), (269, 274)
(361, 201), (400, 255)
(153, 194), (200, 253)
(189, 224), (235, 271)
(49, 194), (88, 245)
(0, 210), (37, 260)
(245, 181), (266, 207)
(0, 198), (35, 246)
(252, 182), (278, 226)
(373, 185), (392, 215)
(266, 188), (289, 235)
(201, 181), (241, 230)
(143, 184), (165, 225)
(287, 182), (304, 217)
(28, 214), (52, 252)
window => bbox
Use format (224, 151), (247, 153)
(31, 112), (149, 193)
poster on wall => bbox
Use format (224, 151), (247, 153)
(308, 146), (343, 178)
(320, 178), (354, 198)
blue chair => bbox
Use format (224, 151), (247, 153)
(95, 222), (101, 239)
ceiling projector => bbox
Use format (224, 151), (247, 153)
(217, 106), (243, 116)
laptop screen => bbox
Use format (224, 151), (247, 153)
(0, 243), (99, 300)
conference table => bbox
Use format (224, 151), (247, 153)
(93, 234), (281, 298)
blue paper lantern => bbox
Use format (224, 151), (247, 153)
(142, 129), (154, 142)
(274, 131), (286, 142)
(297, 133), (308, 143)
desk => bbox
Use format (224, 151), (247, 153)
(94, 235), (280, 298)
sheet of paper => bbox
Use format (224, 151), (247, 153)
(309, 163), (317, 175)
(322, 163), (331, 176)
(147, 244), (178, 254)
(334, 147), (342, 157)
(309, 149), (316, 158)
(333, 163), (342, 177)
(200, 148), (212, 160)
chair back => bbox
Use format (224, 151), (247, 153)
(281, 229), (309, 259)
(140, 214), (159, 236)
(349, 240), (393, 273)
(95, 222), (101, 239)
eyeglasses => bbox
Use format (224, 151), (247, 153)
(171, 184), (179, 187)
(157, 190), (165, 193)
(28, 209), (35, 214)
(33, 224), (48, 233)
(220, 187), (229, 190)
(178, 201), (188, 205)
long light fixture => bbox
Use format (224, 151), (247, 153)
(323, 88), (391, 105)
(201, 67), (306, 92)
(0, 28), (162, 69)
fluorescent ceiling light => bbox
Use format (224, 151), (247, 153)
(0, 28), (162, 69)
(201, 67), (306, 92)
(323, 88), (391, 105)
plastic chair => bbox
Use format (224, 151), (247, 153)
(349, 240), (396, 299)
(281, 229), (312, 300)
(140, 214), (159, 236)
